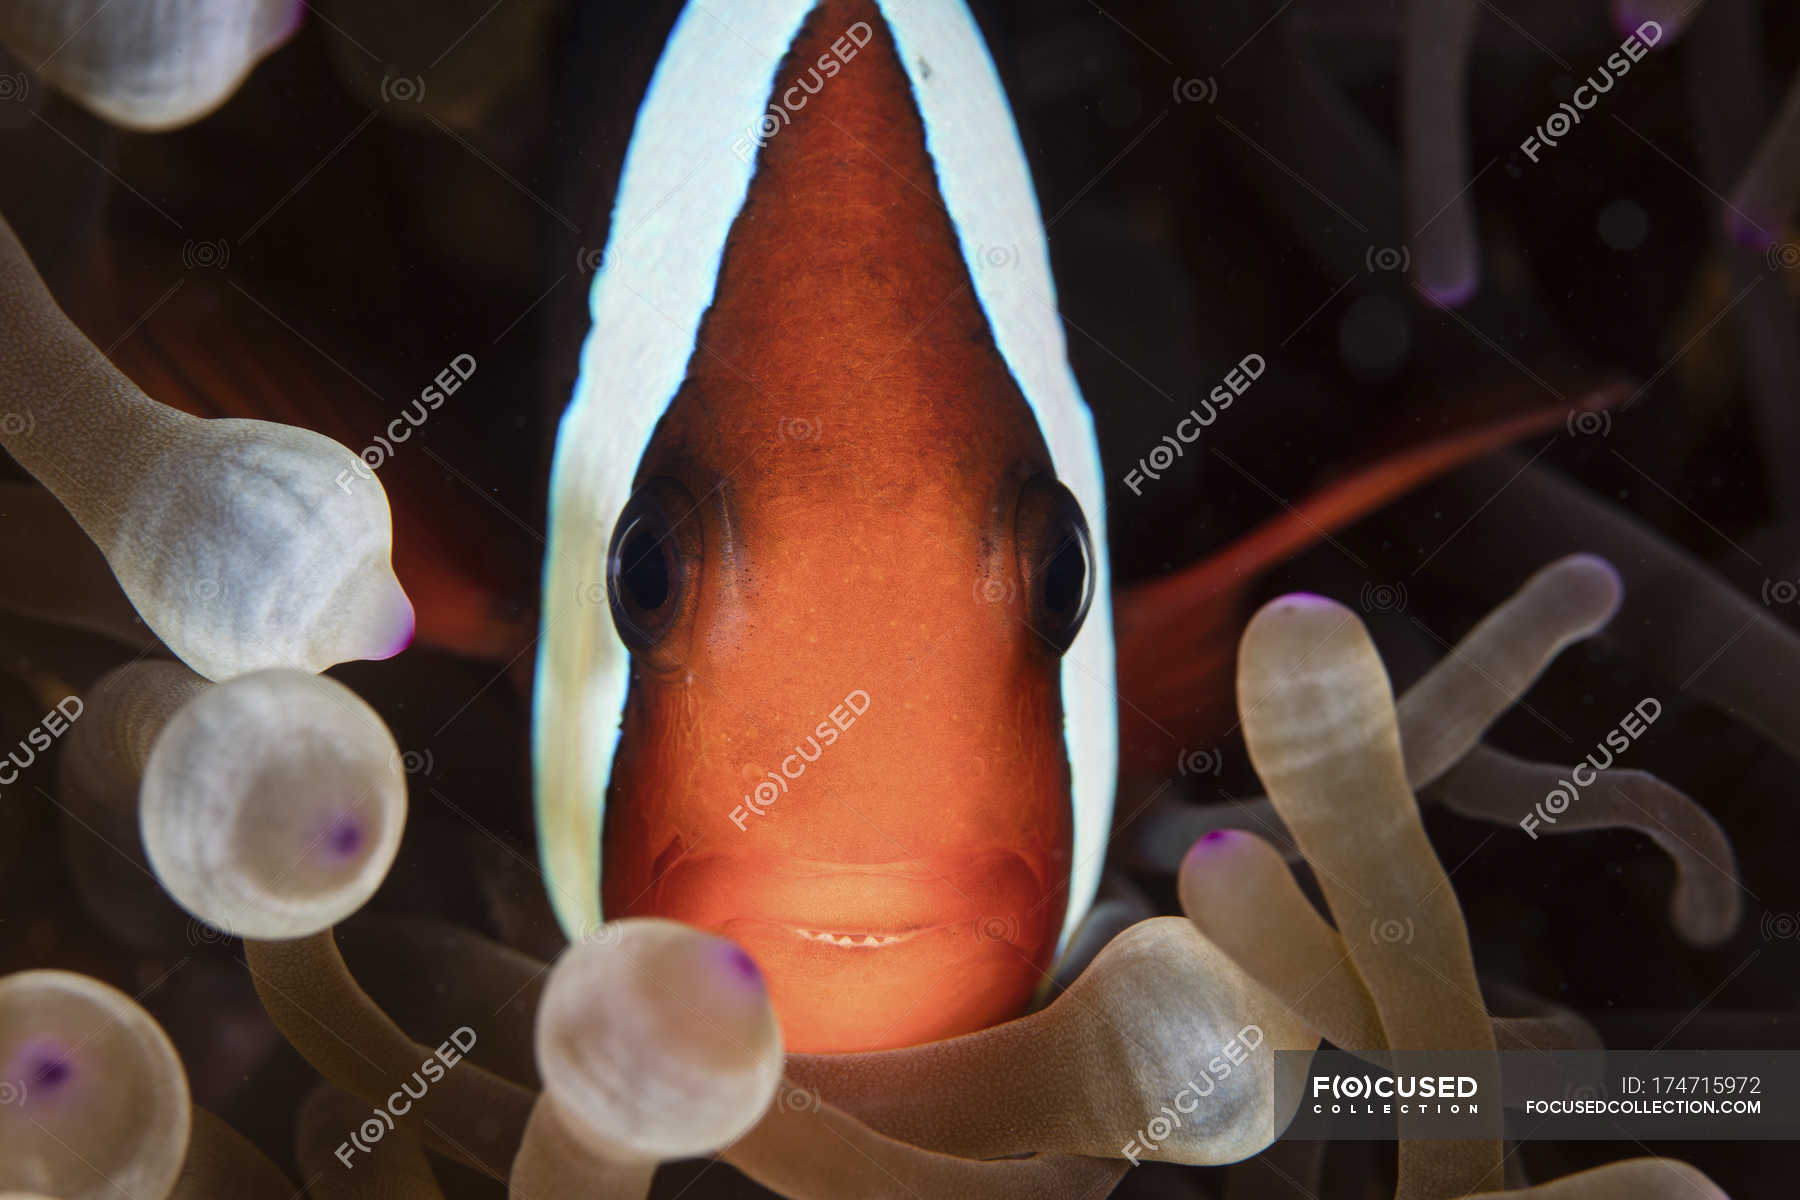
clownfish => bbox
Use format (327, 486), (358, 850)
(533, 0), (1117, 1053)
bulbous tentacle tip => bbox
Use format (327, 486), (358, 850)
(1252, 592), (1351, 624)
(1548, 552), (1624, 622)
(140, 669), (407, 941)
(1279, 591), (1339, 609)
(717, 941), (766, 990)
(0, 970), (191, 1200)
(0, 0), (304, 132)
(1723, 207), (1782, 252)
(1240, 593), (1362, 677)
(1420, 271), (1480, 309)
(1181, 827), (1246, 868)
(1609, 1), (1686, 43)
(330, 560), (416, 664)
(277, 0), (307, 42)
(536, 920), (783, 1163)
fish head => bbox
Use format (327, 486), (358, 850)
(538, 0), (1116, 1054)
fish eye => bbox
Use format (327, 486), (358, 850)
(1015, 473), (1095, 655)
(607, 477), (700, 652)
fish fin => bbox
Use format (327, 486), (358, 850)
(1114, 376), (1629, 776)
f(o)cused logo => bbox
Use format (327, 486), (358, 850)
(1177, 748), (1222, 777)
(380, 75), (426, 104)
(187, 918), (233, 946)
(977, 915), (1020, 943)
(579, 921), (625, 948)
(1172, 77), (1217, 104)
(181, 239), (229, 270)
(1762, 579), (1799, 606)
(1365, 246), (1411, 273)
(1369, 916), (1415, 945)
(1761, 911), (1800, 941)
(973, 576), (1017, 606)
(1359, 581), (1407, 614)
(1766, 242), (1800, 271)
(1565, 410), (1611, 437)
(776, 1083), (820, 1113)
(976, 243), (1018, 269)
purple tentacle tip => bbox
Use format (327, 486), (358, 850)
(1185, 829), (1241, 868)
(721, 943), (763, 988)
(377, 609), (418, 661)
(7, 1036), (76, 1103)
(322, 813), (367, 859)
(1724, 209), (1780, 253)
(1422, 274), (1480, 309)
(1274, 592), (1338, 612)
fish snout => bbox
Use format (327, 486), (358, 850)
(632, 849), (1063, 1052)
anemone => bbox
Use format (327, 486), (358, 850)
(243, 929), (533, 1181)
(0, 3), (1779, 1197)
(1135, 552), (1736, 948)
(56, 660), (208, 949)
(1044, 874), (1155, 994)
(722, 1097), (1127, 1200)
(357, 911), (1306, 1172)
(1681, 0), (1800, 521)
(1403, 0), (1480, 305)
(512, 920), (785, 1199)
(1429, 746), (1743, 946)
(169, 1106), (296, 1197)
(0, 968), (297, 1199)
(0, 969), (189, 1199)
(0, 214), (412, 682)
(1236, 594), (1503, 1197)
(1441, 454), (1800, 763)
(784, 917), (1312, 1165)
(1183, 593), (1730, 1199)
(1181, 828), (1386, 1056)
(1725, 66), (1800, 244)
(1186, 6), (1404, 284)
(202, 565), (1734, 1197)
(140, 668), (408, 940)
(249, 899), (1311, 1194)
(1391, 554), (1622, 785)
(1181, 829), (1601, 1063)
(297, 1084), (445, 1200)
(0, 0), (298, 131)
(1461, 1156), (1729, 1198)
(1613, 0), (1709, 42)
(339, 915), (548, 1087)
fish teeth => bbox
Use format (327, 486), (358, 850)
(793, 928), (909, 947)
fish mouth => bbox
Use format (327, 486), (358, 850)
(789, 926), (923, 948)
(641, 848), (1063, 1051)
(646, 848), (1050, 943)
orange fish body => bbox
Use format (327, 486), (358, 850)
(535, 0), (1117, 1052)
